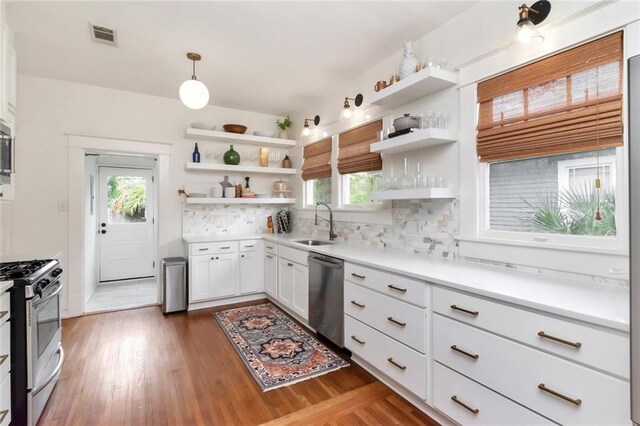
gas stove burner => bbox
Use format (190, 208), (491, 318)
(0, 259), (57, 282)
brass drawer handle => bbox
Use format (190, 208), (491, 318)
(351, 335), (366, 345)
(538, 383), (582, 406)
(0, 354), (7, 366)
(0, 311), (7, 320)
(451, 395), (479, 414)
(387, 284), (407, 293)
(350, 300), (365, 308)
(451, 305), (479, 316)
(538, 331), (582, 349)
(387, 317), (406, 327)
(451, 345), (479, 360)
(351, 273), (366, 280)
(387, 357), (406, 370)
(0, 410), (7, 424)
(266, 255), (274, 259)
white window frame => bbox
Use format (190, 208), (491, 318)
(557, 155), (616, 192)
(340, 171), (383, 209)
(304, 177), (332, 207)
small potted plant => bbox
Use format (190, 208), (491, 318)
(276, 115), (292, 139)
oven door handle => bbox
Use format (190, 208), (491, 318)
(33, 283), (63, 307)
(32, 344), (64, 396)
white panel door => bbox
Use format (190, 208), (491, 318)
(278, 258), (294, 308)
(291, 263), (309, 320)
(98, 167), (155, 282)
(264, 253), (277, 298)
(189, 255), (213, 302)
(239, 252), (263, 294)
(210, 253), (238, 298)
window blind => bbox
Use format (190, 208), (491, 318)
(337, 120), (383, 175)
(477, 31), (623, 162)
(301, 138), (332, 181)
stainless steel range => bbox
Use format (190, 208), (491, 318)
(0, 259), (64, 425)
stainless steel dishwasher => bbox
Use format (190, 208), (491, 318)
(308, 252), (344, 347)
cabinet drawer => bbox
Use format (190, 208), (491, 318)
(345, 263), (426, 307)
(0, 293), (8, 327)
(433, 362), (553, 426)
(345, 282), (426, 353)
(279, 245), (308, 266)
(345, 315), (426, 399)
(432, 286), (629, 378)
(0, 372), (9, 426)
(264, 242), (278, 255)
(0, 322), (8, 381)
(240, 240), (259, 252)
(433, 314), (629, 425)
(189, 241), (239, 255)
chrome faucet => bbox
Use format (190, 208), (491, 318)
(315, 202), (337, 241)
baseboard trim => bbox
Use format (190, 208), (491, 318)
(188, 293), (267, 311)
(350, 354), (455, 426)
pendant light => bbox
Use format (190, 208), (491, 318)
(179, 52), (209, 110)
(301, 115), (321, 137)
(514, 1), (550, 45)
(340, 94), (363, 121)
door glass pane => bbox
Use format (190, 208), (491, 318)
(107, 175), (147, 224)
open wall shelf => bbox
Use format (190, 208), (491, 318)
(185, 128), (297, 148)
(371, 128), (456, 154)
(370, 188), (456, 201)
(185, 162), (296, 175)
(369, 68), (458, 109)
(185, 198), (295, 205)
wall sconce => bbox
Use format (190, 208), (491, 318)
(515, 1), (551, 44)
(340, 93), (363, 120)
(179, 52), (210, 109)
(301, 115), (320, 137)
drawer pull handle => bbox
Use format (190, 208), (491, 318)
(244, 245), (254, 248)
(220, 246), (231, 250)
(387, 284), (407, 293)
(451, 345), (479, 360)
(266, 246), (274, 249)
(538, 383), (582, 406)
(351, 273), (366, 280)
(198, 248), (209, 251)
(0, 410), (7, 424)
(538, 331), (582, 349)
(0, 354), (7, 366)
(351, 335), (366, 345)
(451, 395), (479, 414)
(387, 357), (406, 370)
(387, 317), (406, 327)
(266, 255), (274, 259)
(350, 300), (365, 308)
(451, 305), (479, 316)
(0, 311), (7, 320)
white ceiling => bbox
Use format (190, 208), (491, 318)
(7, 1), (476, 116)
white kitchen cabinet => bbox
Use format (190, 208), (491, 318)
(239, 251), (263, 294)
(189, 254), (214, 302)
(0, 19), (16, 123)
(264, 252), (277, 298)
(210, 253), (238, 298)
(277, 255), (309, 321)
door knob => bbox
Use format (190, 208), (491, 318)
(100, 230), (106, 234)
(101, 223), (106, 227)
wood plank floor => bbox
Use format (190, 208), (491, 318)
(39, 301), (439, 425)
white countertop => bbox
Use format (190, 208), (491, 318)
(0, 280), (12, 293)
(184, 233), (630, 332)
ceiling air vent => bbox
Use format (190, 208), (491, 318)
(89, 24), (117, 46)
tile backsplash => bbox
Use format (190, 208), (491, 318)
(183, 204), (279, 236)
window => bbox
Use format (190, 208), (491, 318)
(341, 171), (382, 206)
(301, 138), (332, 206)
(477, 32), (623, 241)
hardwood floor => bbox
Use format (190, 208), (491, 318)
(39, 301), (439, 425)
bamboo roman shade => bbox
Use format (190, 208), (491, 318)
(301, 138), (332, 181)
(477, 31), (623, 162)
(338, 120), (383, 175)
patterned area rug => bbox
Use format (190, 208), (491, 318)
(214, 303), (349, 391)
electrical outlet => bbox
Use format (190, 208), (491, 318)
(58, 200), (68, 212)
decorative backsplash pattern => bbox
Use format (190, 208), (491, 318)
(183, 204), (279, 236)
(296, 199), (459, 258)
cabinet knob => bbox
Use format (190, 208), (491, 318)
(241, 254), (245, 258)
(0, 192), (3, 197)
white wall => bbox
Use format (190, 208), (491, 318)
(5, 75), (285, 316)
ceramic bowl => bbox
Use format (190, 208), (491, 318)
(223, 124), (247, 134)
(190, 123), (216, 130)
(253, 130), (275, 138)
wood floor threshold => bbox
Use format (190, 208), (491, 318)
(259, 382), (391, 425)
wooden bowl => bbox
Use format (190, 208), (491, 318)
(223, 124), (247, 134)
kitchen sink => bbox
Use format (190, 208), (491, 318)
(291, 239), (333, 246)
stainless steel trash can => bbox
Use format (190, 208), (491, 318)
(162, 257), (187, 314)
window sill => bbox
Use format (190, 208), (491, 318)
(297, 207), (392, 225)
(457, 235), (629, 278)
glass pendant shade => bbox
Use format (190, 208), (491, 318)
(179, 79), (209, 110)
(340, 107), (352, 121)
(301, 126), (311, 137)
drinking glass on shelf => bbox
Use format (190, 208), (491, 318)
(429, 177), (437, 188)
(426, 56), (436, 68)
(437, 177), (446, 188)
(424, 111), (433, 129)
(433, 112), (442, 129)
(436, 58), (448, 70)
(395, 158), (414, 189)
(440, 113), (450, 129)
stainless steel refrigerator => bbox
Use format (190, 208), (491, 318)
(630, 53), (640, 424)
